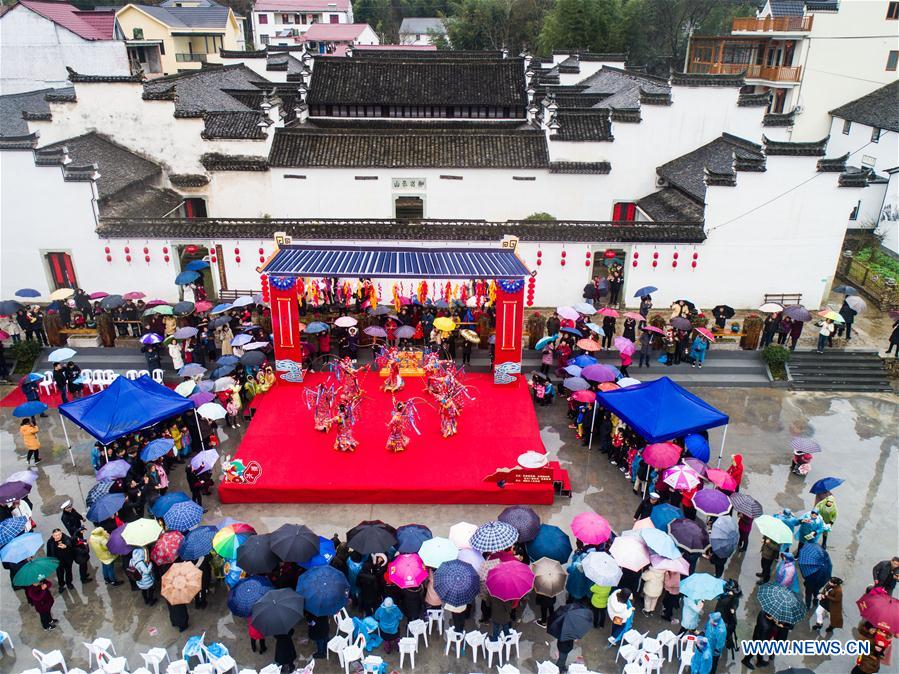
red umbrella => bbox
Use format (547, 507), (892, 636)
(0, 330), (9, 340)
(572, 390), (596, 403)
(857, 588), (899, 634)
(643, 442), (683, 469)
(705, 468), (737, 492)
(598, 382), (619, 392)
(151, 530), (185, 565)
(598, 308), (619, 318)
(576, 339), (600, 352)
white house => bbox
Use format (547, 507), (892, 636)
(686, 0), (899, 141)
(398, 18), (446, 46)
(301, 23), (378, 54)
(0, 0), (129, 94)
(251, 0), (353, 48)
(1, 52), (873, 310)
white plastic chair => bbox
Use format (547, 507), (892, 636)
(567, 665), (588, 674)
(83, 640), (114, 670)
(326, 635), (347, 667)
(192, 665), (214, 674)
(0, 630), (14, 655)
(141, 648), (169, 674)
(503, 629), (522, 660)
(138, 370), (151, 379)
(536, 662), (560, 674)
(484, 637), (505, 668)
(677, 638), (696, 674)
(152, 369), (164, 384)
(125, 370), (140, 380)
(99, 657), (128, 674)
(657, 629), (679, 662)
(640, 650), (664, 674)
(398, 637), (417, 669)
(132, 669), (152, 674)
(258, 666), (281, 674)
(406, 619), (428, 649)
(497, 666), (520, 674)
(202, 645), (235, 674)
(236, 669), (258, 674)
(616, 644), (640, 666)
(643, 636), (662, 657)
(39, 371), (56, 396)
(464, 631), (486, 664)
(341, 635), (365, 674)
(426, 608), (444, 635)
(182, 633), (206, 666)
(33, 649), (68, 674)
(165, 660), (188, 674)
(616, 629), (644, 661)
(78, 369), (94, 392)
(443, 628), (464, 658)
(623, 664), (644, 674)
(361, 655), (382, 674)
(334, 608), (354, 638)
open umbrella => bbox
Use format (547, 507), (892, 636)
(190, 391), (215, 406)
(48, 347), (77, 363)
(174, 381), (197, 397)
(531, 557), (568, 597)
(433, 559), (480, 604)
(140, 332), (163, 345)
(818, 310), (844, 323)
(571, 513), (611, 545)
(609, 536), (650, 571)
(598, 307), (619, 318)
(173, 327), (198, 340)
(14, 557), (59, 586)
(0, 518), (28, 548)
(684, 457), (708, 476)
(179, 363), (207, 378)
(197, 402), (227, 421)
(175, 271), (201, 285)
(573, 302), (595, 315)
(571, 390), (596, 403)
(228, 576), (274, 617)
(757, 583), (806, 624)
(680, 573), (726, 601)
(388, 553), (428, 589)
(122, 518), (163, 547)
(650, 504), (684, 531)
(832, 285), (857, 295)
(214, 523), (256, 559)
(562, 365), (582, 378)
(526, 525), (572, 564)
(712, 305), (735, 320)
(149, 491), (191, 517)
(395, 525), (433, 555)
(759, 302), (783, 313)
(556, 306), (579, 321)
(4, 470), (38, 487)
(571, 354), (596, 367)
(684, 434), (710, 462)
(0, 532), (43, 563)
(486, 560), (535, 601)
(613, 336), (635, 355)
(576, 338), (600, 352)
(663, 464), (701, 492)
(497, 507), (541, 543)
(210, 303), (232, 315)
(705, 468), (737, 492)
(85, 481), (113, 509)
(348, 525), (397, 554)
(186, 260), (210, 272)
(109, 525), (134, 556)
(470, 521), (519, 553)
(87, 493), (126, 523)
(585, 322), (604, 335)
(729, 493), (763, 519)
(856, 588), (899, 634)
(363, 326), (387, 338)
(668, 518), (709, 553)
(11, 401), (47, 418)
(252, 587), (306, 635)
(797, 543), (832, 582)
(163, 500), (204, 532)
(581, 364), (618, 383)
(0, 300), (24, 316)
(15, 288), (40, 298)
(231, 296), (255, 308)
(433, 317), (455, 332)
(418, 537), (458, 568)
(634, 286), (657, 297)
(694, 327), (716, 342)
(151, 531), (184, 565)
(534, 336), (555, 351)
(562, 377), (590, 391)
(783, 305), (812, 322)
(547, 603), (593, 641)
(96, 459), (132, 482)
(710, 517), (739, 558)
(334, 316), (357, 328)
(299, 536), (336, 569)
(790, 438), (821, 454)
(448, 522), (478, 550)
(270, 524), (318, 564)
(369, 306), (391, 316)
(179, 525), (217, 561)
(754, 515), (794, 545)
(236, 533), (278, 574)
(670, 317), (692, 330)
(190, 449), (219, 474)
(809, 477), (843, 494)
(173, 301), (195, 316)
(643, 442), (683, 469)
(581, 551), (623, 586)
(693, 489), (732, 517)
(296, 566), (350, 616)
(641, 325), (665, 335)
(650, 553), (690, 575)
(241, 351), (267, 367)
(639, 529), (681, 560)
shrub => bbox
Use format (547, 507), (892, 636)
(523, 212), (557, 222)
(10, 339), (43, 374)
(762, 344), (791, 380)
(855, 247), (898, 284)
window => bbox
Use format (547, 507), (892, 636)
(329, 13), (339, 23)
(849, 200), (861, 221)
(258, 13), (268, 23)
(261, 35), (270, 45)
(887, 1), (899, 19)
(132, 27), (144, 39)
(612, 202), (637, 222)
(182, 198), (207, 218)
(888, 50), (899, 71)
(395, 196), (424, 220)
(861, 155), (876, 168)
(872, 127), (882, 142)
(842, 119), (852, 134)
(45, 252), (78, 290)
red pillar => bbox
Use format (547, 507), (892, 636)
(493, 279), (525, 384)
(268, 275), (305, 380)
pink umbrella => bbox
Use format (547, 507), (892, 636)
(457, 547), (484, 571)
(642, 325), (665, 335)
(195, 300), (213, 313)
(557, 306), (579, 321)
(485, 560), (535, 601)
(609, 536), (650, 571)
(650, 553), (690, 575)
(124, 291), (146, 300)
(694, 327), (716, 342)
(146, 299), (169, 307)
(387, 553), (428, 589)
(613, 336), (636, 355)
(643, 442), (683, 469)
(683, 458), (708, 477)
(598, 307), (619, 318)
(581, 364), (618, 383)
(0, 330), (8, 340)
(576, 338), (600, 352)
(705, 468), (737, 492)
(89, 291), (109, 299)
(624, 312), (644, 321)
(662, 465), (701, 491)
(633, 518), (654, 531)
(572, 390), (596, 403)
(571, 512), (611, 545)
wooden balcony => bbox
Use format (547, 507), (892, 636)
(732, 15), (813, 32)
(690, 62), (802, 82)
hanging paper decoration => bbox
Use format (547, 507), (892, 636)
(460, 284), (468, 304)
(296, 277), (305, 299)
(392, 283), (401, 312)
(417, 280), (428, 305)
(632, 251), (639, 268)
(310, 280), (320, 306)
(269, 276), (296, 291)
(526, 276), (536, 307)
(260, 274), (270, 303)
(497, 279), (525, 293)
(488, 281), (497, 304)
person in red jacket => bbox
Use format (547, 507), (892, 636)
(25, 579), (57, 630)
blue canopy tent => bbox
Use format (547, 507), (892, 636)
(58, 375), (197, 464)
(594, 377), (730, 465)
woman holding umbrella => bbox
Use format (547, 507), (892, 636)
(130, 547), (157, 605)
(19, 418), (41, 465)
(24, 577), (58, 630)
(606, 588), (634, 645)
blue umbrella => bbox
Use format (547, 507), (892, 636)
(640, 528), (682, 559)
(684, 434), (710, 462)
(572, 355), (597, 368)
(0, 300), (24, 315)
(526, 524), (573, 564)
(0, 532), (43, 563)
(149, 491), (191, 517)
(534, 336), (555, 351)
(228, 576), (275, 617)
(217, 355), (241, 366)
(680, 573), (726, 601)
(12, 401), (48, 418)
(185, 260), (210, 271)
(0, 517), (28, 548)
(179, 525), (217, 561)
(96, 459), (131, 481)
(797, 543), (832, 582)
(650, 503), (684, 531)
(573, 303), (596, 315)
(563, 377), (590, 392)
(175, 270), (201, 285)
(498, 506), (541, 543)
(231, 334), (253, 347)
(163, 501), (204, 532)
(140, 438), (175, 462)
(296, 566), (351, 616)
(196, 380), (216, 393)
(15, 288), (40, 298)
(634, 286), (657, 298)
(809, 477), (844, 495)
(299, 536), (337, 569)
(305, 322), (329, 334)
(210, 364), (236, 379)
(20, 372), (43, 384)
(585, 322), (605, 335)
(396, 525), (433, 554)
(87, 493), (126, 523)
(179, 364), (207, 378)
(561, 327), (583, 337)
(563, 364), (582, 377)
(433, 559), (480, 605)
(48, 347), (77, 363)
(210, 303), (232, 315)
(86, 481), (113, 509)
(710, 517), (739, 558)
(174, 327), (198, 340)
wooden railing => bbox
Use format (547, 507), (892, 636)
(732, 15), (813, 32)
(838, 257), (899, 311)
(689, 62), (802, 82)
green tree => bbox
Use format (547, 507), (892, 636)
(537, 0), (625, 55)
(443, 0), (511, 51)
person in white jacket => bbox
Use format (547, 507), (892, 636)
(641, 567), (666, 616)
(607, 588), (635, 645)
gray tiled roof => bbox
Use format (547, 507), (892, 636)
(768, 0), (805, 16)
(0, 87), (73, 137)
(575, 66), (669, 112)
(142, 64), (269, 117)
(268, 127), (549, 168)
(133, 3), (231, 28)
(829, 81), (899, 133)
(202, 111), (267, 139)
(552, 110), (613, 142)
(636, 188), (704, 222)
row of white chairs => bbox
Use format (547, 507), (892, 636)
(618, 629), (700, 674)
(37, 368), (164, 397)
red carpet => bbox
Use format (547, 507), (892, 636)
(219, 372), (553, 505)
(0, 385), (64, 408)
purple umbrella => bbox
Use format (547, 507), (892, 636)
(683, 457), (708, 476)
(395, 325), (415, 339)
(89, 292), (109, 300)
(668, 518), (710, 553)
(190, 449), (219, 474)
(96, 459), (131, 481)
(190, 391), (215, 406)
(363, 326), (387, 338)
(692, 489), (732, 517)
(108, 524), (136, 555)
(783, 305), (812, 322)
(498, 506), (541, 543)
(670, 318), (692, 330)
(140, 333), (163, 345)
(581, 364), (618, 383)
(0, 481), (31, 503)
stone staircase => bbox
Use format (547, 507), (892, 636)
(786, 349), (892, 392)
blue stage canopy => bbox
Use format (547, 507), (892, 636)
(59, 375), (194, 445)
(263, 244), (529, 279)
(596, 376), (728, 443)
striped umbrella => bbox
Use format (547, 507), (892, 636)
(729, 493), (763, 518)
(470, 521), (519, 553)
(228, 576), (275, 617)
(790, 437), (822, 454)
(433, 559), (480, 605)
(213, 523), (257, 559)
(663, 464), (701, 491)
(163, 501), (204, 532)
(757, 583), (807, 624)
(179, 525), (217, 561)
(498, 506), (541, 543)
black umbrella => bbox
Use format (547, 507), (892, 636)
(250, 588), (305, 636)
(347, 520), (397, 539)
(670, 317), (692, 330)
(832, 285), (857, 296)
(173, 301), (195, 316)
(348, 525), (398, 554)
(269, 524), (319, 564)
(210, 364), (236, 379)
(547, 604), (593, 641)
(241, 351), (266, 367)
(100, 295), (124, 310)
(0, 300), (24, 315)
(236, 533), (279, 575)
(668, 518), (710, 553)
(712, 305), (735, 319)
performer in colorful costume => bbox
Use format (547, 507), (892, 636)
(330, 403), (358, 452)
(382, 347), (404, 393)
(305, 383), (335, 432)
(438, 396), (460, 438)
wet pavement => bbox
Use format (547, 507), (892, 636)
(0, 386), (896, 674)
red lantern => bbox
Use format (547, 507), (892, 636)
(104, 246), (110, 254)
(164, 255), (170, 263)
(145, 255), (150, 263)
(633, 252), (639, 259)
(673, 252), (679, 259)
(652, 260), (657, 268)
(258, 248), (264, 255)
(106, 255), (112, 263)
(672, 261), (678, 268)
(143, 247), (149, 255)
(234, 247), (240, 255)
(652, 252), (659, 259)
(585, 260), (591, 266)
(561, 251), (566, 258)
(125, 254), (132, 263)
(632, 260), (638, 267)
(536, 259), (542, 266)
(536, 250), (542, 257)
(691, 261), (697, 268)
(185, 245), (198, 255)
(235, 256), (241, 264)
(162, 246), (169, 254)
(692, 252), (698, 259)
(259, 256), (265, 263)
(124, 246), (130, 254)
(210, 255), (217, 264)
(561, 260), (566, 266)
(604, 249), (616, 259)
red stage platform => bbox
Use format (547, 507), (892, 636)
(218, 372), (554, 505)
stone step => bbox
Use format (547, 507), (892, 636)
(788, 382), (893, 392)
